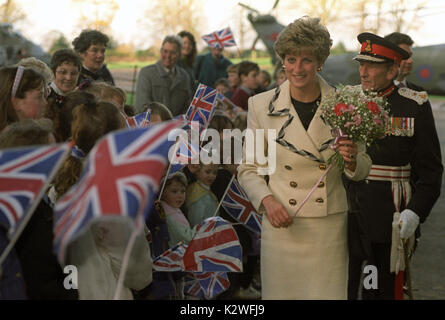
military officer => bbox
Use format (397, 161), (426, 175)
(346, 33), (443, 300)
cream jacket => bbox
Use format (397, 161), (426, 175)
(238, 76), (372, 218)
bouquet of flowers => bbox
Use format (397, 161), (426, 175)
(319, 85), (390, 170)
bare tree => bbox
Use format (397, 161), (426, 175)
(299, 0), (344, 25)
(386, 0), (427, 33)
(71, 0), (119, 33)
(0, 0), (25, 24)
(141, 0), (206, 46)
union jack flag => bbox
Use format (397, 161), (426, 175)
(169, 140), (200, 175)
(202, 27), (236, 49)
(53, 120), (182, 264)
(152, 242), (188, 272)
(186, 84), (217, 133)
(221, 177), (262, 235)
(126, 110), (151, 128)
(183, 216), (242, 272)
(184, 271), (230, 299)
(0, 143), (70, 235)
(152, 216), (242, 273)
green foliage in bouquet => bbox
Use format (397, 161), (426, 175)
(319, 85), (390, 170)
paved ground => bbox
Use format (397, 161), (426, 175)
(410, 98), (445, 300)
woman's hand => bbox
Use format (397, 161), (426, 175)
(336, 139), (357, 172)
(262, 195), (293, 228)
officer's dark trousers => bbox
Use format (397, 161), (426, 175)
(349, 243), (395, 300)
(348, 209), (395, 300)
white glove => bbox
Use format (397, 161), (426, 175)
(398, 209), (419, 239)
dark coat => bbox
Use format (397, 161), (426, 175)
(77, 64), (115, 86)
(15, 198), (79, 299)
(194, 52), (232, 88)
(345, 85), (443, 244)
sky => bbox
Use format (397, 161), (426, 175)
(12, 0), (445, 52)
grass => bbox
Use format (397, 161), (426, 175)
(108, 56), (274, 71)
(108, 61), (155, 69)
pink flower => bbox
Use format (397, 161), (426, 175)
(353, 114), (362, 126)
(347, 104), (356, 113)
(373, 118), (383, 126)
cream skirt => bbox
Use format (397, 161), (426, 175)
(261, 211), (348, 300)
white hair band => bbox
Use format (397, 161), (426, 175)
(11, 66), (25, 98)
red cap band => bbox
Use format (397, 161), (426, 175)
(361, 42), (403, 65)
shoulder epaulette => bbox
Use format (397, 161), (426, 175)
(398, 87), (428, 105)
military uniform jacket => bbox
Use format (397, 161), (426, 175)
(346, 84), (443, 243)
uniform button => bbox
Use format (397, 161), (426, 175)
(316, 198), (324, 203)
(319, 164), (327, 170)
(285, 165), (292, 170)
(289, 199), (297, 206)
(318, 182), (325, 188)
(290, 181), (298, 188)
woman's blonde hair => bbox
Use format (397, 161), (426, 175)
(274, 16), (332, 65)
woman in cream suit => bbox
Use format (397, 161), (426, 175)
(238, 17), (371, 299)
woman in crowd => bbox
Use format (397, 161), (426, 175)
(177, 30), (197, 88)
(0, 66), (47, 132)
(237, 16), (372, 299)
(44, 49), (82, 141)
(48, 49), (82, 100)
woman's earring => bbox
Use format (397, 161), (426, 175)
(317, 67), (322, 72)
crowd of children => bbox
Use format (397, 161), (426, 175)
(0, 24), (291, 300)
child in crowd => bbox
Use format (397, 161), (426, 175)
(0, 66), (47, 132)
(50, 99), (152, 300)
(214, 78), (230, 95)
(209, 136), (260, 300)
(17, 57), (54, 86)
(79, 80), (127, 115)
(185, 163), (219, 227)
(208, 112), (234, 141)
(226, 63), (240, 99)
(0, 119), (64, 300)
(256, 69), (271, 93)
(141, 101), (173, 123)
(124, 104), (136, 117)
(159, 172), (195, 247)
(275, 67), (287, 87)
(232, 112), (248, 132)
(147, 172), (195, 300)
(230, 61), (260, 111)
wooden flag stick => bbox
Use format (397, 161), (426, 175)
(235, 44), (243, 59)
(113, 215), (144, 300)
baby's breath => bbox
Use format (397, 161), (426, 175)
(320, 85), (389, 169)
